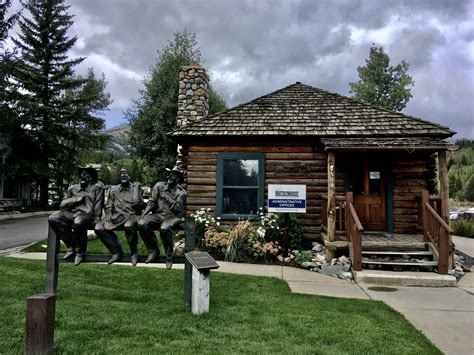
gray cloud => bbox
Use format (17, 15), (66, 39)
(10, 0), (472, 137)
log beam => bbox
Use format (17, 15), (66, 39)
(326, 152), (336, 261)
(438, 151), (449, 224)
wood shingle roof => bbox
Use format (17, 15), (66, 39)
(170, 82), (455, 138)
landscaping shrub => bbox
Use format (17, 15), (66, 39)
(452, 219), (474, 238)
(225, 221), (257, 262)
(295, 250), (312, 266)
(193, 208), (293, 263)
(192, 208), (221, 247)
(258, 209), (304, 250)
(202, 227), (229, 259)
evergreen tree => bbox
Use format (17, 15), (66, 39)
(11, 0), (110, 206)
(449, 174), (459, 198)
(349, 45), (414, 112)
(0, 0), (21, 177)
(127, 29), (227, 184)
(464, 176), (474, 202)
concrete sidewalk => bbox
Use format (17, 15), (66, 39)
(4, 249), (473, 354)
(0, 210), (53, 221)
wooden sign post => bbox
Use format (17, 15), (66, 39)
(185, 251), (219, 315)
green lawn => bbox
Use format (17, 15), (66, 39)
(22, 231), (173, 255)
(0, 257), (440, 354)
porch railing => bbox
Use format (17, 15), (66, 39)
(420, 190), (452, 274)
(417, 194), (442, 230)
(345, 192), (364, 271)
(321, 194), (347, 235)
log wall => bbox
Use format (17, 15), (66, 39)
(180, 143), (435, 238)
(392, 152), (437, 233)
(181, 142), (344, 241)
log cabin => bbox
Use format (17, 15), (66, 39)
(170, 64), (456, 274)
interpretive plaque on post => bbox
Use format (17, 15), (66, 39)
(185, 251), (219, 271)
(185, 251), (219, 315)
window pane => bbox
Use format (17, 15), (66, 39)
(222, 188), (258, 215)
(351, 168), (364, 196)
(369, 171), (381, 196)
(223, 159), (258, 186)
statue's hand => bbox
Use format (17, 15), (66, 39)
(105, 214), (112, 223)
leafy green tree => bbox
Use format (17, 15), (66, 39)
(127, 29), (227, 184)
(10, 0), (110, 206)
(349, 45), (414, 112)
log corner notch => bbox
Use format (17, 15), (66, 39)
(326, 151), (336, 261)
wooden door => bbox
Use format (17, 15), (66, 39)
(351, 160), (386, 231)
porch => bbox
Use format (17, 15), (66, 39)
(321, 190), (453, 274)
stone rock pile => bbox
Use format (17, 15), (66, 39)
(279, 241), (354, 281)
(450, 250), (472, 280)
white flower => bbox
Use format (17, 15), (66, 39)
(216, 222), (220, 226)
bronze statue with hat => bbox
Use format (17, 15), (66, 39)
(138, 166), (187, 269)
(95, 168), (144, 265)
(48, 166), (104, 265)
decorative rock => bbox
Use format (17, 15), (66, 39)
(331, 258), (338, 266)
(320, 264), (344, 276)
(342, 264), (351, 272)
(314, 253), (326, 263)
(312, 243), (324, 253)
(277, 255), (284, 262)
(337, 271), (353, 281)
(338, 255), (350, 265)
(301, 261), (317, 269)
(284, 257), (291, 263)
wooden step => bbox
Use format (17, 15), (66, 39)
(361, 242), (428, 252)
(362, 260), (437, 267)
(362, 251), (433, 256)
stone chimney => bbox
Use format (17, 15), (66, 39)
(177, 63), (209, 127)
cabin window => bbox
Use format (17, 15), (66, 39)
(216, 153), (265, 219)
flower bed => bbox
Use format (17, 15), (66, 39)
(190, 208), (354, 280)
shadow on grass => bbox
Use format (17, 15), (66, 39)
(0, 257), (440, 354)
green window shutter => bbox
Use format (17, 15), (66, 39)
(216, 153), (265, 220)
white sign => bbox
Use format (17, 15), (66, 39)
(369, 171), (380, 179)
(268, 184), (306, 213)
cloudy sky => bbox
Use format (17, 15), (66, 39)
(8, 0), (474, 138)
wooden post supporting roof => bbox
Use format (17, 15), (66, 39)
(326, 152), (336, 261)
(438, 150), (454, 269)
(438, 151), (449, 224)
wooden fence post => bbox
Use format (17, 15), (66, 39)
(438, 227), (449, 274)
(421, 190), (430, 243)
(25, 294), (56, 355)
(44, 226), (60, 294)
(184, 217), (195, 308)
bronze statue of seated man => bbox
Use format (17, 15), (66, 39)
(48, 167), (104, 266)
(95, 168), (144, 265)
(138, 166), (187, 269)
